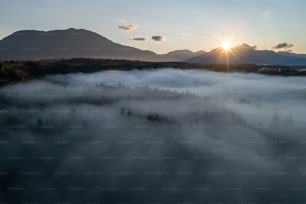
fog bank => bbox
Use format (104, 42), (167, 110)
(0, 68), (306, 203)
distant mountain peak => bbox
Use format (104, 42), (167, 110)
(162, 49), (206, 61)
(166, 49), (194, 55)
(241, 43), (252, 47)
(233, 43), (256, 50)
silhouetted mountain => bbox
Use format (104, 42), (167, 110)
(277, 51), (306, 59)
(161, 49), (206, 61)
(1, 29), (306, 65)
(0, 28), (159, 61)
(188, 44), (306, 65)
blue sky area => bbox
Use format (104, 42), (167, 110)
(1, 0), (305, 53)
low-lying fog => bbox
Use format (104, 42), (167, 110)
(0, 68), (306, 203)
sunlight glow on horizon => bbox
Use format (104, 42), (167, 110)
(222, 41), (232, 51)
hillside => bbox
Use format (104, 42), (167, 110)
(1, 29), (306, 65)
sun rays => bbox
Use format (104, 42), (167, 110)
(222, 41), (232, 51)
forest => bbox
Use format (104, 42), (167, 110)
(1, 58), (306, 86)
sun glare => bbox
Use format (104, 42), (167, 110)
(222, 41), (232, 51)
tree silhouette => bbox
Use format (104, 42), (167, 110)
(37, 117), (44, 126)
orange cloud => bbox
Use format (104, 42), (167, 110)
(118, 24), (138, 31)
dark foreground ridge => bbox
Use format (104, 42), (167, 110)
(1, 58), (306, 86)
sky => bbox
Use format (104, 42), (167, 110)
(0, 0), (306, 54)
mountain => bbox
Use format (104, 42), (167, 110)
(0, 28), (159, 61)
(161, 49), (206, 61)
(1, 29), (306, 65)
(277, 51), (306, 59)
(188, 44), (306, 65)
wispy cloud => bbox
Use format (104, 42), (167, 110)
(272, 42), (294, 49)
(130, 37), (147, 41)
(117, 18), (127, 23)
(118, 24), (138, 31)
(152, 35), (166, 42)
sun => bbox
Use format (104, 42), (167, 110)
(222, 41), (232, 51)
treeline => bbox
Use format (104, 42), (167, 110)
(0, 59), (173, 85)
(1, 58), (306, 86)
(0, 61), (29, 85)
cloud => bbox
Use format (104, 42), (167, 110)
(117, 18), (127, 23)
(118, 24), (138, 31)
(152, 35), (166, 42)
(273, 42), (294, 49)
(130, 37), (147, 41)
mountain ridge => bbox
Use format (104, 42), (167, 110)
(189, 43), (306, 65)
(1, 28), (306, 65)
(0, 28), (160, 60)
